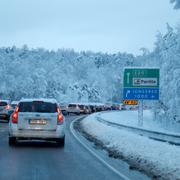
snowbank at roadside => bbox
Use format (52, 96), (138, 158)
(81, 113), (180, 179)
(99, 110), (180, 134)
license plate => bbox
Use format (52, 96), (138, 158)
(29, 119), (47, 125)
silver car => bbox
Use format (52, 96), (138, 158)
(9, 98), (66, 146)
(0, 100), (12, 122)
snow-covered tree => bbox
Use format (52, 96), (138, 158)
(170, 0), (180, 9)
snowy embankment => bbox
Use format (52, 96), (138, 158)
(80, 112), (180, 179)
(99, 110), (167, 133)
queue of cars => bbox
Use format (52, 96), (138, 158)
(0, 100), (124, 123)
(0, 99), (123, 147)
(60, 102), (124, 115)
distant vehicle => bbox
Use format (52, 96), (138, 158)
(0, 100), (12, 122)
(95, 105), (105, 112)
(89, 105), (96, 113)
(8, 101), (19, 116)
(77, 104), (91, 114)
(111, 104), (121, 110)
(59, 103), (68, 115)
(9, 98), (65, 146)
(11, 101), (19, 110)
(67, 103), (81, 115)
(84, 105), (91, 114)
(78, 105), (86, 114)
(120, 104), (126, 110)
(104, 104), (112, 111)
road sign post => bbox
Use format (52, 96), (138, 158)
(138, 100), (143, 126)
(123, 68), (160, 127)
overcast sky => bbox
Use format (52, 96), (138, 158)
(0, 0), (180, 55)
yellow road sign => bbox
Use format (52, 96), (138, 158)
(123, 100), (138, 105)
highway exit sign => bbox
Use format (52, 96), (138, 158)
(123, 68), (160, 100)
(124, 68), (159, 88)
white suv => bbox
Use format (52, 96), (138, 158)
(9, 98), (66, 146)
(67, 103), (81, 115)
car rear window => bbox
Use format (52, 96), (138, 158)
(79, 105), (84, 108)
(0, 102), (8, 106)
(19, 101), (57, 113)
(60, 105), (67, 109)
(68, 104), (77, 107)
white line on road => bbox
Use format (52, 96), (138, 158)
(70, 117), (131, 180)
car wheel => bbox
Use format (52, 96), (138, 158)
(56, 137), (65, 147)
(9, 137), (16, 146)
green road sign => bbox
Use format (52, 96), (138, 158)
(123, 68), (159, 88)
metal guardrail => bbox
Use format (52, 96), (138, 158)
(96, 116), (180, 145)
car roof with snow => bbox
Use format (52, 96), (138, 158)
(19, 98), (57, 103)
(11, 101), (19, 104)
(0, 100), (10, 103)
(69, 102), (105, 106)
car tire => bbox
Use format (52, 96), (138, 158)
(56, 137), (65, 147)
(9, 137), (16, 146)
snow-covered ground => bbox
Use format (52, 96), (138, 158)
(81, 112), (180, 179)
(99, 110), (180, 134)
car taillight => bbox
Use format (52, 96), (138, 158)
(5, 104), (11, 110)
(12, 106), (19, 123)
(57, 107), (64, 124)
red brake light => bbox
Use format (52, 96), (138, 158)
(57, 107), (63, 124)
(12, 106), (19, 123)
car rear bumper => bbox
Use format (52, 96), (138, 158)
(9, 124), (65, 139)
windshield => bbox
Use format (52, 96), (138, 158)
(79, 105), (84, 108)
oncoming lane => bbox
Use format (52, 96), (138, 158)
(0, 116), (123, 180)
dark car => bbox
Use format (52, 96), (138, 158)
(0, 100), (12, 122)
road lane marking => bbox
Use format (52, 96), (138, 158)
(70, 117), (131, 180)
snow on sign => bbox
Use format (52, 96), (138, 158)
(123, 68), (160, 100)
